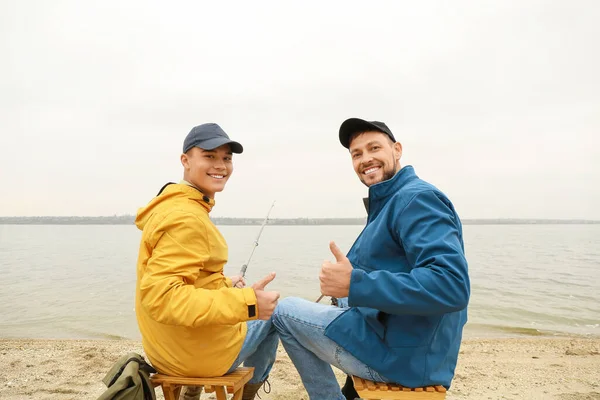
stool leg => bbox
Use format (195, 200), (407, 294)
(173, 385), (182, 399)
(214, 385), (227, 400)
(232, 386), (243, 400)
(162, 384), (178, 400)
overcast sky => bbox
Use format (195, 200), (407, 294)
(1, 1), (598, 219)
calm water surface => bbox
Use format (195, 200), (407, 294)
(0, 224), (598, 340)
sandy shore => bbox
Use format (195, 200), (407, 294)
(1, 337), (599, 400)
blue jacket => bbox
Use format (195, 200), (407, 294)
(325, 166), (470, 389)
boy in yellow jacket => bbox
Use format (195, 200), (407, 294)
(134, 123), (280, 400)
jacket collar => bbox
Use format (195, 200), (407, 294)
(159, 182), (215, 212)
(368, 165), (418, 202)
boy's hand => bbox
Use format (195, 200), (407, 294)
(252, 272), (280, 320)
(229, 275), (246, 288)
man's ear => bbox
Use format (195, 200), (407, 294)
(394, 141), (403, 161)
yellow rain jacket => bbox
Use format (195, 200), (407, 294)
(134, 183), (258, 377)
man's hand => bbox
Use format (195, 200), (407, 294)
(252, 272), (280, 320)
(320, 241), (352, 298)
(229, 275), (246, 288)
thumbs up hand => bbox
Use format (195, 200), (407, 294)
(319, 241), (352, 298)
(252, 272), (280, 320)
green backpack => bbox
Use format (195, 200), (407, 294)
(97, 353), (157, 400)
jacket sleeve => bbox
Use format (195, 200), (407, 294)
(139, 210), (257, 327)
(348, 190), (470, 315)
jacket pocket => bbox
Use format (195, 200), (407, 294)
(356, 307), (386, 339)
(383, 315), (440, 348)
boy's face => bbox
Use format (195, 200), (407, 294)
(181, 144), (233, 198)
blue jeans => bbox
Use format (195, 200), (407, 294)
(272, 297), (388, 400)
(225, 318), (279, 384)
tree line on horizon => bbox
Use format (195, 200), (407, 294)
(0, 216), (598, 225)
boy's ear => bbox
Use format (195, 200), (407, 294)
(181, 153), (189, 168)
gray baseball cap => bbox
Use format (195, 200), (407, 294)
(183, 123), (244, 154)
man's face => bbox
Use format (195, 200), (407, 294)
(349, 131), (402, 187)
(181, 144), (233, 198)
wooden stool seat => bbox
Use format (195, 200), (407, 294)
(151, 367), (254, 400)
(351, 375), (447, 400)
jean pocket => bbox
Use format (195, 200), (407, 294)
(334, 345), (389, 383)
(367, 367), (389, 383)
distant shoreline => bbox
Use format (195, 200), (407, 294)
(1, 216), (599, 225)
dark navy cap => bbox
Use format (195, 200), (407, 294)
(183, 123), (244, 154)
(339, 118), (396, 149)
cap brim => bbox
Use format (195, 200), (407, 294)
(339, 118), (386, 149)
(196, 137), (244, 154)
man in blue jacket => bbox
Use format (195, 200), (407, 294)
(272, 118), (470, 399)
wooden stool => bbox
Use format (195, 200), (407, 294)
(351, 375), (447, 400)
(151, 367), (254, 400)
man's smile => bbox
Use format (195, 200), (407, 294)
(363, 166), (381, 175)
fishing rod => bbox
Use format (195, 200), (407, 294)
(316, 293), (338, 305)
(239, 201), (276, 278)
